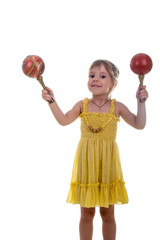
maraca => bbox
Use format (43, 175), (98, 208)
(22, 55), (54, 103)
(130, 53), (153, 102)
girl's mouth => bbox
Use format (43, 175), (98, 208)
(91, 84), (101, 88)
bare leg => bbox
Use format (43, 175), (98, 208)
(79, 207), (95, 240)
(100, 205), (116, 240)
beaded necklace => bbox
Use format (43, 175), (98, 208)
(84, 99), (112, 133)
(84, 115), (112, 133)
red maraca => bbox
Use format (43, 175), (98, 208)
(22, 55), (54, 103)
(130, 53), (153, 102)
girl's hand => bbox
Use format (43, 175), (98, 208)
(42, 87), (55, 102)
(136, 85), (148, 102)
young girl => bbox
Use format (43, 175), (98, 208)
(42, 60), (148, 240)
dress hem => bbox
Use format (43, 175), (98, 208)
(66, 179), (129, 208)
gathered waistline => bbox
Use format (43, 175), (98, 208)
(80, 134), (116, 141)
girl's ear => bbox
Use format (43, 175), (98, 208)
(112, 80), (118, 89)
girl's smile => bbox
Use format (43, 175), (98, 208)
(91, 83), (101, 88)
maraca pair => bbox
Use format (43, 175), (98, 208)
(22, 53), (153, 103)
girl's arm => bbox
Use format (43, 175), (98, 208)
(115, 86), (148, 130)
(42, 87), (83, 126)
(49, 100), (83, 126)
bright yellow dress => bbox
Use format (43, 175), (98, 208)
(67, 98), (129, 208)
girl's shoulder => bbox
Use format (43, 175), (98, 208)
(114, 101), (132, 118)
(74, 100), (83, 114)
(114, 100), (128, 110)
(76, 98), (91, 114)
(113, 100), (125, 117)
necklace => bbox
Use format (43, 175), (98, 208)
(91, 98), (110, 109)
(84, 98), (112, 133)
(84, 112), (112, 133)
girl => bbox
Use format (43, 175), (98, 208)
(42, 60), (148, 240)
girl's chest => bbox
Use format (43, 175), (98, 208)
(87, 100), (111, 114)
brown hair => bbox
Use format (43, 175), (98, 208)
(89, 59), (119, 83)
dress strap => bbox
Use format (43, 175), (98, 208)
(109, 99), (116, 115)
(82, 98), (89, 113)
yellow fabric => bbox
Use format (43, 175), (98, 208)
(67, 98), (129, 208)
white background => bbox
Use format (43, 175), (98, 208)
(0, 0), (159, 239)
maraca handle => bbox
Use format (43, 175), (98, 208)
(138, 75), (145, 103)
(37, 76), (55, 104)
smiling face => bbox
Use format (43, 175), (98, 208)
(88, 64), (114, 97)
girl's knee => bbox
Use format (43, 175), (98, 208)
(81, 207), (95, 222)
(100, 205), (115, 222)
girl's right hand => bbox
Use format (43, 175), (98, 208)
(136, 85), (148, 102)
(42, 87), (55, 102)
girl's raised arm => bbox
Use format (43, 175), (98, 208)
(116, 102), (146, 129)
(49, 100), (83, 126)
(42, 87), (83, 126)
(115, 86), (148, 130)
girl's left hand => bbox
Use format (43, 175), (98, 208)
(136, 85), (149, 102)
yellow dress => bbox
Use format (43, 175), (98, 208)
(67, 98), (129, 208)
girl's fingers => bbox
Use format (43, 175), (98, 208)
(136, 85), (148, 101)
(139, 90), (148, 100)
(46, 87), (53, 95)
(140, 93), (148, 99)
(140, 89), (148, 95)
(42, 90), (49, 95)
(43, 95), (52, 101)
(42, 89), (54, 97)
(42, 87), (54, 102)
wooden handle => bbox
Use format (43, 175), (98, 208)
(138, 75), (145, 103)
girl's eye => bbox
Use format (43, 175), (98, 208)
(89, 74), (95, 78)
(100, 75), (106, 79)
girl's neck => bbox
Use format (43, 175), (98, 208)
(92, 94), (110, 104)
(88, 94), (111, 113)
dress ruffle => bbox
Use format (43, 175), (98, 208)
(67, 179), (128, 208)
